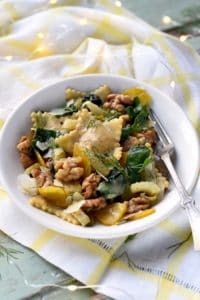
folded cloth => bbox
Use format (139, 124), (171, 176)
(0, 1), (200, 299)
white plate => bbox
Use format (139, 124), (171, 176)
(0, 74), (199, 239)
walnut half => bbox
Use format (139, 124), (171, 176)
(126, 197), (151, 214)
(16, 135), (36, 168)
(82, 173), (101, 199)
(31, 168), (53, 187)
(103, 94), (132, 112)
(122, 128), (157, 151)
(82, 197), (106, 211)
(55, 157), (84, 183)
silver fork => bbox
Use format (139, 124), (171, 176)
(149, 109), (200, 250)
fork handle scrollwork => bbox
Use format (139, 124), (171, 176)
(161, 152), (200, 251)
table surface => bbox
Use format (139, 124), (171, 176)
(0, 1), (199, 300)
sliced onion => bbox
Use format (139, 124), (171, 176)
(53, 179), (64, 187)
(17, 174), (38, 196)
(63, 200), (85, 214)
(43, 148), (54, 158)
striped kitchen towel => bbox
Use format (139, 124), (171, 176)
(0, 1), (200, 299)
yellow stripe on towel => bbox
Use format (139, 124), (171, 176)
(94, 16), (130, 43)
(156, 233), (192, 300)
(98, 0), (124, 16)
(159, 220), (190, 241)
(0, 187), (8, 198)
(86, 237), (126, 285)
(0, 119), (4, 129)
(9, 66), (42, 90)
(6, 39), (35, 53)
(3, 2), (18, 21)
(31, 229), (116, 259)
(31, 229), (57, 251)
(145, 33), (200, 131)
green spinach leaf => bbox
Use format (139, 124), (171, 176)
(97, 169), (127, 200)
(32, 128), (59, 152)
(126, 97), (143, 120)
(126, 145), (152, 183)
(83, 93), (102, 106)
(121, 106), (149, 140)
(50, 103), (78, 117)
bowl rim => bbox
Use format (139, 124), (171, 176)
(0, 74), (199, 239)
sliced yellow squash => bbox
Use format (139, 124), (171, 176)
(95, 202), (127, 226)
(123, 87), (151, 105)
(73, 143), (91, 176)
(38, 186), (67, 208)
(34, 150), (46, 167)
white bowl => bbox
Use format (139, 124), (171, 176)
(0, 74), (199, 239)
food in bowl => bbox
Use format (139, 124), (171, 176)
(16, 85), (169, 226)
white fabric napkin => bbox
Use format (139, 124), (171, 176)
(0, 1), (200, 299)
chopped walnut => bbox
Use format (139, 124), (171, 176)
(135, 128), (156, 145)
(17, 135), (31, 152)
(82, 197), (106, 211)
(122, 128), (156, 151)
(82, 173), (101, 199)
(31, 167), (53, 187)
(126, 197), (151, 214)
(55, 157), (84, 183)
(103, 94), (132, 112)
(17, 135), (36, 168)
(18, 153), (34, 169)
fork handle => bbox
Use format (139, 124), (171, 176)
(184, 203), (200, 250)
(161, 152), (200, 251)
